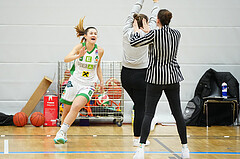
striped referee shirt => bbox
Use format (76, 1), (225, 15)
(130, 25), (184, 85)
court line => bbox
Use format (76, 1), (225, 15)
(2, 134), (239, 139)
(0, 151), (240, 155)
(153, 138), (181, 159)
(4, 140), (8, 154)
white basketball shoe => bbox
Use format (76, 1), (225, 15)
(181, 147), (190, 158)
(133, 144), (145, 159)
(54, 130), (67, 144)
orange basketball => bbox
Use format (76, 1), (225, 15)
(13, 112), (28, 127)
(30, 112), (45, 127)
(107, 85), (122, 99)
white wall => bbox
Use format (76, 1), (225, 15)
(0, 0), (240, 123)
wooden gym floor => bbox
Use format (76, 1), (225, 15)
(0, 124), (239, 159)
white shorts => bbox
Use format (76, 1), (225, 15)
(60, 76), (95, 105)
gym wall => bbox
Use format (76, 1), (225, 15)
(0, 0), (239, 123)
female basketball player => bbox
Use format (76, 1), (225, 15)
(54, 17), (104, 144)
(121, 0), (159, 147)
(131, 10), (190, 159)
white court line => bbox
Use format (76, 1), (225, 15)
(4, 140), (9, 154)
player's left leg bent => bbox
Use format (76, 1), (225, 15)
(63, 85), (95, 126)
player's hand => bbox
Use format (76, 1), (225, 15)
(153, 0), (159, 2)
(76, 46), (87, 58)
(140, 18), (150, 33)
(133, 19), (140, 33)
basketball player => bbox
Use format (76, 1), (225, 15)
(121, 0), (159, 147)
(54, 17), (104, 144)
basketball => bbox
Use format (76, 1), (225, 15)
(96, 94), (109, 106)
(105, 77), (121, 90)
(30, 112), (45, 127)
(13, 112), (28, 127)
(107, 85), (122, 99)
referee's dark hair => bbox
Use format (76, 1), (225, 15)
(157, 9), (172, 26)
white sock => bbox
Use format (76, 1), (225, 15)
(182, 144), (188, 149)
(139, 143), (145, 149)
(60, 123), (70, 133)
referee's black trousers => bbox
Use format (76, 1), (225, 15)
(140, 83), (187, 144)
(121, 66), (147, 137)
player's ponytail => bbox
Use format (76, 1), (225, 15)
(133, 13), (149, 28)
(74, 17), (98, 43)
(75, 17), (86, 43)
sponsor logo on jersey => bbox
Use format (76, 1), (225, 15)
(78, 63), (96, 69)
(82, 71), (90, 77)
(85, 56), (92, 62)
(88, 90), (93, 96)
(79, 63), (87, 68)
(66, 81), (73, 87)
(90, 87), (95, 91)
(79, 56), (83, 61)
(87, 64), (94, 69)
(95, 56), (99, 63)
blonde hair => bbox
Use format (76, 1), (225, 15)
(74, 17), (86, 43)
(74, 17), (98, 43)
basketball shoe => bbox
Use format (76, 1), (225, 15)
(64, 133), (68, 142)
(133, 144), (145, 159)
(54, 130), (67, 144)
(133, 138), (150, 147)
(181, 147), (190, 158)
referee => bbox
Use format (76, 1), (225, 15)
(131, 9), (190, 159)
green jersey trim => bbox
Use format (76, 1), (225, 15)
(60, 98), (73, 105)
(70, 61), (75, 75)
(82, 42), (97, 54)
(76, 93), (90, 102)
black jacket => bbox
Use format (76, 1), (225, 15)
(183, 68), (239, 126)
(194, 68), (239, 100)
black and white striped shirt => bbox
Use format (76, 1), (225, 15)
(130, 25), (184, 85)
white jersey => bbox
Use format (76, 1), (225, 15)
(70, 43), (99, 85)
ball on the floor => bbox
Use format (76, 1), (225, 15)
(13, 112), (28, 127)
(30, 112), (45, 127)
(96, 94), (109, 106)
